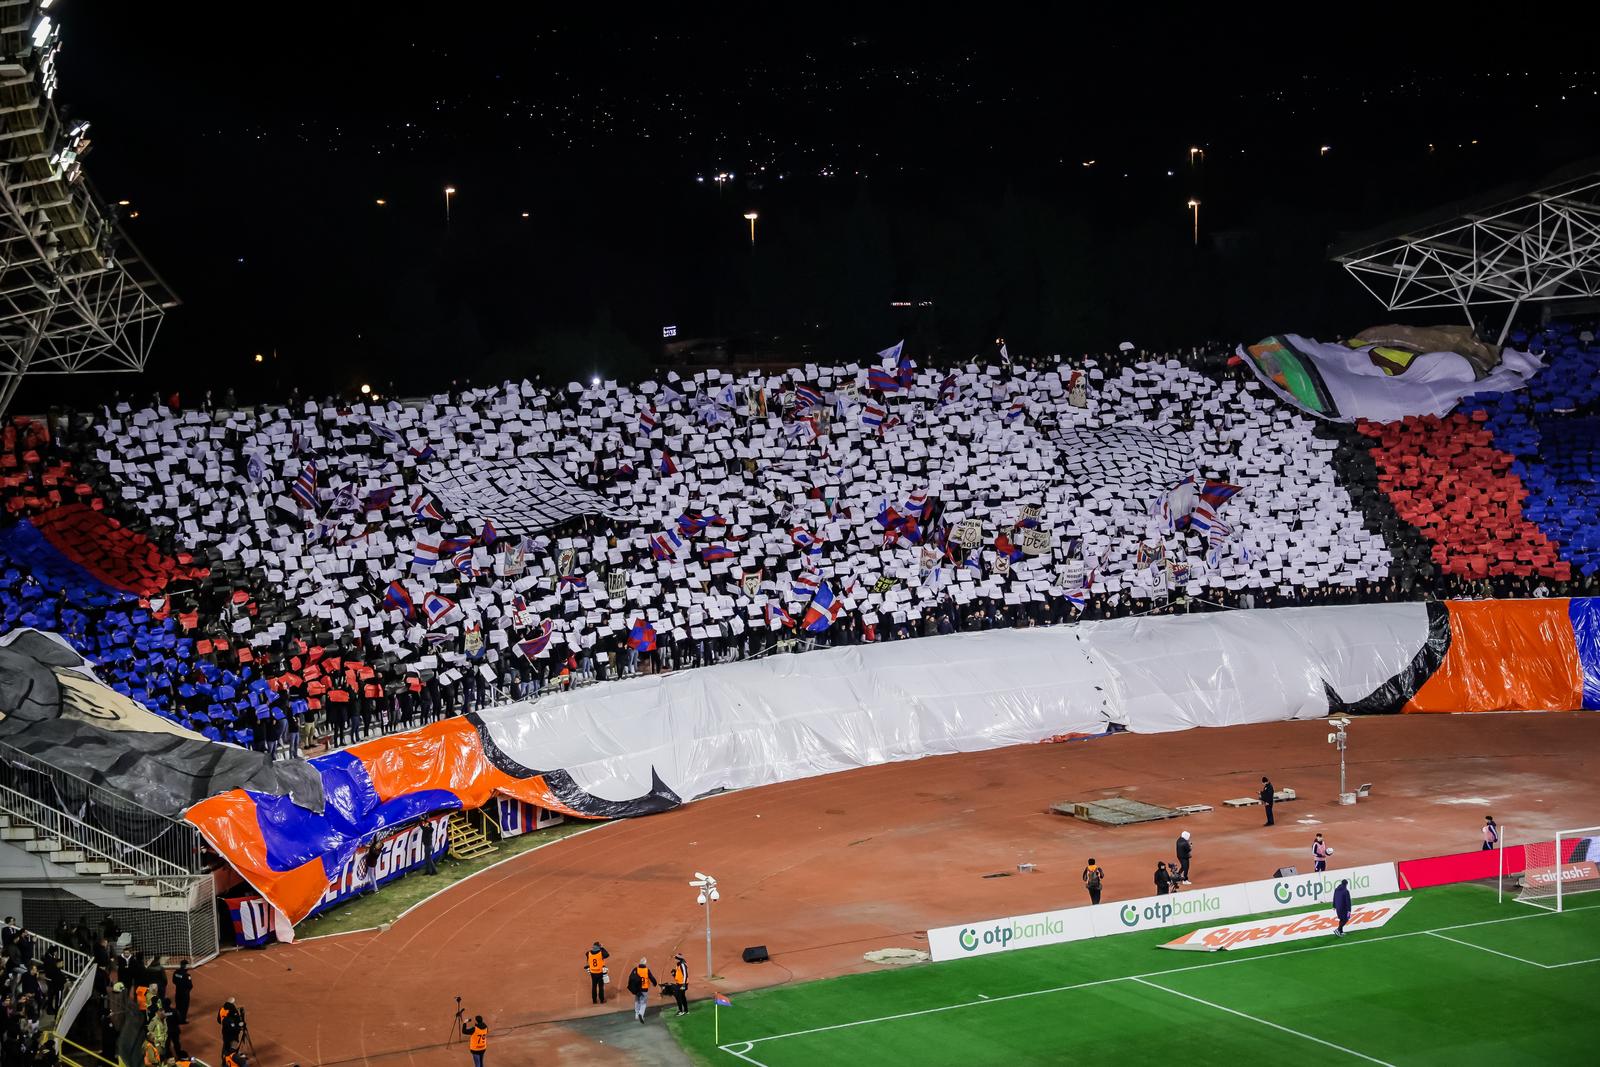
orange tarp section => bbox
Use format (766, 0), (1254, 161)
(1406, 599), (1582, 712)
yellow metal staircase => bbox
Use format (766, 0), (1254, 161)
(447, 809), (498, 860)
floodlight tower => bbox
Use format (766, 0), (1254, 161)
(0, 2), (177, 418)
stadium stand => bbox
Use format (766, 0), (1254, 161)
(2, 328), (1596, 758)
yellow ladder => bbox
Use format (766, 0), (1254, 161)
(447, 809), (498, 860)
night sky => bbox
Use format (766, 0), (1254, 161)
(24, 9), (1600, 409)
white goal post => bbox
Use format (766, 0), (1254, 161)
(1506, 825), (1600, 911)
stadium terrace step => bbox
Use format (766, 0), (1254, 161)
(0, 826), (37, 841)
(446, 810), (498, 860)
(21, 837), (63, 852)
(73, 861), (111, 875)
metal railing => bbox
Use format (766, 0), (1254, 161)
(0, 738), (206, 873)
(0, 782), (197, 898)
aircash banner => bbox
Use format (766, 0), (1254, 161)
(226, 815), (451, 947)
(926, 862), (1398, 962)
(1161, 897), (1411, 951)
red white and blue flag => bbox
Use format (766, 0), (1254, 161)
(382, 580), (414, 619)
(516, 619), (555, 659)
(421, 591), (458, 628)
(627, 619), (658, 652)
(802, 581), (841, 632)
(290, 462), (318, 509)
(411, 493), (445, 521)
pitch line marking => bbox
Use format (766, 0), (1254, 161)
(718, 901), (1594, 1054)
(1131, 977), (1397, 1066)
(1427, 931), (1549, 968)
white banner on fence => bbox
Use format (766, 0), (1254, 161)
(927, 904), (1097, 960)
(926, 862), (1398, 962)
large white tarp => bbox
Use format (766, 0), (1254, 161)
(477, 603), (1433, 804)
(1240, 333), (1543, 423)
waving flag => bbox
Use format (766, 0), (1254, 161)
(877, 339), (905, 363)
(701, 545), (736, 563)
(866, 367), (902, 393)
(1200, 479), (1243, 509)
(439, 534), (476, 556)
(411, 539), (440, 570)
(452, 549), (476, 578)
(421, 591), (458, 628)
(792, 568), (822, 595)
(367, 421), (403, 445)
(896, 352), (916, 388)
(410, 442), (437, 463)
(290, 462), (318, 509)
(657, 450), (678, 476)
(480, 519), (499, 546)
(793, 385), (823, 412)
(802, 581), (841, 632)
(246, 453), (267, 484)
(516, 619), (554, 659)
(627, 619), (658, 652)
(715, 994), (733, 1008)
(558, 573), (588, 593)
(790, 526), (822, 554)
(329, 484), (360, 513)
(382, 581), (414, 619)
(994, 531), (1026, 562)
(938, 373), (958, 408)
(411, 493), (445, 521)
(861, 402), (887, 428)
(639, 406), (658, 435)
(650, 530), (683, 561)
(765, 602), (795, 629)
(362, 486), (400, 513)
(1004, 397), (1027, 423)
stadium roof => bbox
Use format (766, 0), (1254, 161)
(1330, 156), (1600, 342)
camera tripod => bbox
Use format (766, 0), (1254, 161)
(447, 996), (465, 1045)
(228, 1007), (259, 1065)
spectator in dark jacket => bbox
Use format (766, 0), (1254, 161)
(1175, 831), (1193, 884)
(1154, 861), (1172, 895)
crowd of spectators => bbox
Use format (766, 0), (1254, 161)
(1, 325), (1596, 759)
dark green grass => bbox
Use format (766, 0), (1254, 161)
(668, 885), (1600, 1066)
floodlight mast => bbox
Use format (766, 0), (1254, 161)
(0, 2), (177, 419)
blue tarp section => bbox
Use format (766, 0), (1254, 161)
(0, 519), (131, 606)
(249, 750), (462, 877)
(1569, 598), (1600, 711)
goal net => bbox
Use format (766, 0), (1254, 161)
(1512, 826), (1600, 911)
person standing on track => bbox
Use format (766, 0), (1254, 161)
(1259, 776), (1276, 826)
(461, 1013), (488, 1066)
(585, 941), (610, 1004)
(1332, 878), (1352, 937)
(172, 960), (191, 1024)
(1312, 833), (1330, 873)
(1482, 815), (1499, 850)
(1154, 860), (1172, 895)
(1082, 859), (1105, 905)
(1175, 830), (1193, 884)
(627, 957), (656, 1023)
(668, 953), (690, 1016)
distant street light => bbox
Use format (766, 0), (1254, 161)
(1189, 146), (1204, 166)
(743, 211), (759, 246)
(253, 353), (263, 364)
(360, 383), (371, 395)
(444, 185), (457, 224)
(1187, 199), (1201, 246)
(1320, 145), (1332, 157)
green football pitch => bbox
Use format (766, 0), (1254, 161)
(667, 885), (1600, 1066)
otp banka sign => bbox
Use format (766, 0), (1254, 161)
(931, 907), (1094, 960)
(1271, 870), (1374, 908)
(1116, 892), (1226, 929)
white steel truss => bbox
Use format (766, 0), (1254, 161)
(1334, 170), (1600, 345)
(0, 1), (176, 417)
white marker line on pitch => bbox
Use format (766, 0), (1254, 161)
(1427, 931), (1549, 968)
(1131, 977), (1396, 1066)
(1543, 956), (1600, 969)
(719, 1040), (771, 1067)
(728, 903), (1589, 1051)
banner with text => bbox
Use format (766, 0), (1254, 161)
(1161, 897), (1411, 951)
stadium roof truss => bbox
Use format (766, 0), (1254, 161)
(1333, 169), (1600, 345)
(0, 1), (176, 416)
